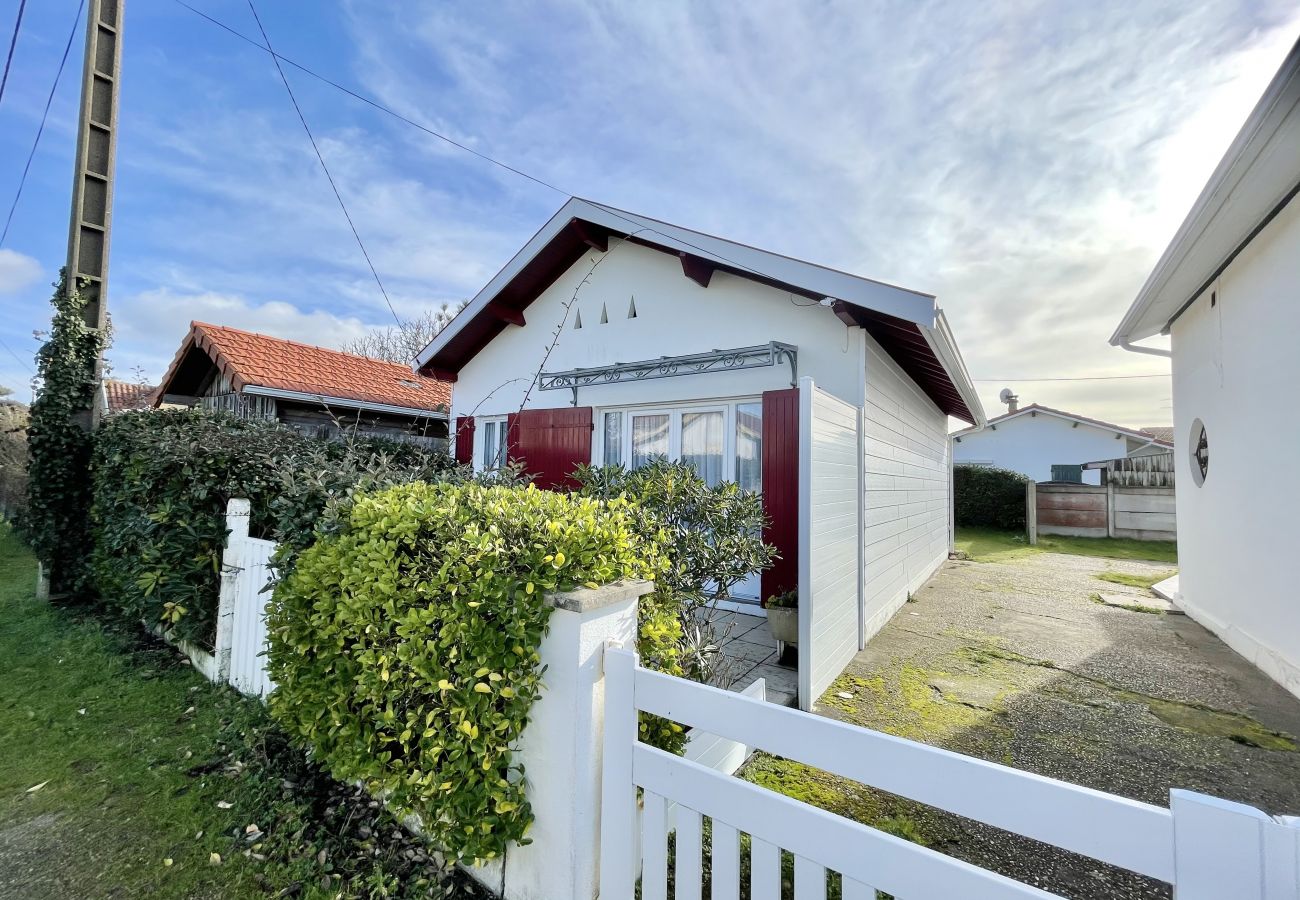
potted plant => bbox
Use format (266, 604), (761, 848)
(763, 589), (798, 645)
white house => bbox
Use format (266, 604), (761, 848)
(1111, 38), (1300, 698)
(414, 197), (984, 708)
(952, 401), (1172, 484)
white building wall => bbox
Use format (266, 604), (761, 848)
(1170, 193), (1300, 698)
(798, 380), (863, 710)
(862, 334), (951, 642)
(450, 241), (862, 423)
(952, 414), (1136, 484)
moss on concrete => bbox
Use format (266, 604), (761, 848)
(739, 754), (946, 849)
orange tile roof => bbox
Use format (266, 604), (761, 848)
(159, 322), (451, 413)
(103, 378), (156, 412)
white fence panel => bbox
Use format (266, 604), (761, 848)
(798, 377), (864, 710)
(227, 533), (276, 697)
(601, 646), (1300, 900)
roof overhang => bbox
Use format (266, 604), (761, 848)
(239, 385), (448, 421)
(953, 404), (1171, 445)
(415, 197), (984, 424)
(1112, 38), (1300, 344)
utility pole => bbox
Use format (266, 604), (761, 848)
(65, 0), (123, 429)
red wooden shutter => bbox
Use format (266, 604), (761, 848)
(761, 389), (799, 601)
(454, 415), (475, 465)
(509, 407), (593, 490)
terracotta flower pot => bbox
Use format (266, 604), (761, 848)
(766, 606), (798, 645)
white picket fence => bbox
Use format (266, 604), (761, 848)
(599, 645), (1300, 900)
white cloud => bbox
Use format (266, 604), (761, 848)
(0, 250), (41, 296)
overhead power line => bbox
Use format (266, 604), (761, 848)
(0, 333), (34, 374)
(173, 0), (812, 291)
(0, 0), (84, 249)
(243, 0), (402, 328)
(0, 0), (27, 106)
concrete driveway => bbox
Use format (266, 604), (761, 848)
(742, 550), (1300, 899)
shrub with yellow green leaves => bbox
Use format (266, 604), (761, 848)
(265, 481), (669, 863)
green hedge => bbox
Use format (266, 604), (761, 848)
(89, 409), (459, 645)
(953, 464), (1030, 530)
(265, 482), (670, 863)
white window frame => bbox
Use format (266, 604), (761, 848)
(476, 416), (510, 472)
(595, 397), (760, 481)
(594, 397), (766, 608)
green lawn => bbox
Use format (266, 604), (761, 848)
(955, 526), (1179, 565)
(0, 526), (475, 900)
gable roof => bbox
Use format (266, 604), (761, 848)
(1113, 37), (1300, 344)
(413, 197), (984, 425)
(102, 378), (156, 413)
(156, 322), (451, 416)
(953, 403), (1173, 446)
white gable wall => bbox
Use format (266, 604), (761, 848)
(862, 334), (951, 641)
(952, 413), (1136, 484)
(450, 240), (863, 422)
(1170, 193), (1300, 698)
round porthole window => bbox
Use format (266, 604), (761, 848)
(1189, 418), (1209, 486)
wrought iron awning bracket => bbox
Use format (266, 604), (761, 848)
(538, 342), (799, 393)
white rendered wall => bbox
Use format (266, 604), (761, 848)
(798, 380), (863, 710)
(1169, 194), (1300, 699)
(862, 334), (951, 642)
(953, 413), (1136, 484)
(449, 240), (862, 424)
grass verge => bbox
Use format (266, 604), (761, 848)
(955, 526), (1178, 565)
(1094, 570), (1177, 590)
(0, 525), (484, 900)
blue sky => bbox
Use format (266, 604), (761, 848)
(1, 1), (1297, 425)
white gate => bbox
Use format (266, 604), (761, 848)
(215, 499), (277, 698)
(600, 645), (1300, 900)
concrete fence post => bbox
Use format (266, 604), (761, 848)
(214, 498), (251, 683)
(1106, 480), (1117, 539)
(1026, 482), (1038, 546)
(465, 579), (654, 900)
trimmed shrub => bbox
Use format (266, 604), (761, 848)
(573, 460), (775, 683)
(89, 409), (460, 645)
(265, 482), (668, 863)
(953, 464), (1030, 530)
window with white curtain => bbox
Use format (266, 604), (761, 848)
(601, 401), (762, 490)
(631, 413), (670, 469)
(479, 417), (509, 471)
(681, 410), (725, 487)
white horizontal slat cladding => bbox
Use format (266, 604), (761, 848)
(863, 334), (951, 642)
(800, 382), (864, 708)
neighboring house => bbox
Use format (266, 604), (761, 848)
(413, 197), (984, 708)
(100, 378), (156, 415)
(155, 322), (451, 446)
(951, 400), (1172, 484)
(1111, 38), (1300, 699)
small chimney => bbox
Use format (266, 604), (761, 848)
(999, 387), (1019, 413)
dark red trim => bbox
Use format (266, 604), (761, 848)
(454, 415), (475, 465)
(509, 407), (593, 490)
(761, 388), (799, 601)
(487, 303), (525, 327)
(679, 252), (715, 288)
